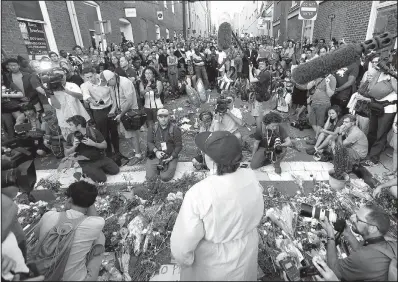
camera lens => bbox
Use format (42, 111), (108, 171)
(299, 203), (338, 223)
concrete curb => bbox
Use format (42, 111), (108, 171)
(35, 161), (386, 187)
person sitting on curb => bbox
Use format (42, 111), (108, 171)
(64, 115), (119, 183)
(251, 112), (292, 174)
(146, 109), (182, 182)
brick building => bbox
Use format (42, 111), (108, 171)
(271, 1), (397, 46)
(1, 1), (184, 59)
(187, 0), (211, 38)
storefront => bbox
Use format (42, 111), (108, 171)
(12, 1), (58, 59)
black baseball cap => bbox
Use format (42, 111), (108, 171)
(195, 131), (242, 165)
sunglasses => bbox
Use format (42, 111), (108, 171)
(158, 115), (169, 118)
(354, 214), (379, 229)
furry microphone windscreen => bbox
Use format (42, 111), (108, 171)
(218, 22), (232, 51)
(292, 43), (363, 85)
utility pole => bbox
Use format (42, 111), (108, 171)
(182, 1), (187, 40)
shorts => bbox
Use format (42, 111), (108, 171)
(308, 103), (330, 127)
(251, 100), (263, 117)
(144, 108), (158, 122)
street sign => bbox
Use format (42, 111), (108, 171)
(125, 8), (137, 17)
(298, 1), (319, 21)
(157, 11), (163, 21)
(328, 14), (335, 19)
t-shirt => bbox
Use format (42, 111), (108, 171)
(210, 108), (242, 134)
(36, 210), (104, 281)
(66, 127), (105, 161)
(343, 125), (368, 159)
(312, 76), (337, 105)
(158, 54), (168, 68)
(66, 74), (84, 87)
(12, 72), (24, 95)
(333, 239), (394, 281)
(254, 124), (289, 148)
(80, 79), (112, 110)
(333, 62), (359, 96)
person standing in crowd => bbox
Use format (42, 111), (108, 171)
(158, 47), (168, 79)
(71, 45), (84, 72)
(192, 47), (210, 91)
(320, 204), (396, 281)
(80, 67), (121, 158)
(115, 56), (137, 82)
(248, 58), (272, 130)
(103, 70), (143, 164)
(146, 109), (182, 182)
(171, 131), (264, 280)
(139, 66), (164, 128)
(51, 68), (90, 140)
(246, 42), (258, 69)
(174, 43), (186, 70)
(167, 46), (179, 92)
(5, 58), (43, 113)
(49, 52), (60, 68)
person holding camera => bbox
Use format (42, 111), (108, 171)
(50, 68), (90, 140)
(210, 95), (243, 142)
(319, 204), (396, 281)
(101, 70), (143, 164)
(146, 109), (182, 182)
(250, 112), (292, 174)
(80, 67), (121, 158)
(64, 115), (119, 183)
(139, 66), (164, 128)
(171, 131), (264, 281)
(192, 111), (213, 170)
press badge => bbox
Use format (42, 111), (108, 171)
(161, 142), (167, 151)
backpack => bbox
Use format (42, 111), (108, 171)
(370, 241), (397, 281)
(29, 212), (86, 281)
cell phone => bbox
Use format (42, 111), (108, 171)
(15, 123), (32, 133)
(299, 265), (321, 278)
(280, 258), (301, 281)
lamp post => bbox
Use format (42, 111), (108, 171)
(328, 14), (335, 41)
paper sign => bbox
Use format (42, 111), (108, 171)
(150, 264), (181, 281)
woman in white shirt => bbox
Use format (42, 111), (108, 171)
(139, 66), (163, 128)
(171, 131), (264, 281)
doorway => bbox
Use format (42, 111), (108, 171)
(119, 18), (134, 42)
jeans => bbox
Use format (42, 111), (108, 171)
(250, 147), (287, 170)
(91, 106), (120, 155)
(194, 65), (209, 90)
(368, 112), (395, 162)
(79, 157), (120, 183)
(146, 157), (178, 182)
(1, 113), (15, 138)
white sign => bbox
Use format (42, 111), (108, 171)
(125, 8), (137, 18)
(157, 11), (164, 21)
(298, 1), (319, 21)
(150, 264), (181, 281)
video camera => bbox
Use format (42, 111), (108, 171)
(38, 62), (65, 96)
(299, 203), (347, 232)
(1, 138), (37, 193)
(215, 95), (232, 114)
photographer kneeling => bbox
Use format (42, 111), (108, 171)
(146, 109), (182, 182)
(320, 204), (396, 281)
(250, 112), (291, 174)
(210, 95), (243, 143)
(64, 115), (119, 183)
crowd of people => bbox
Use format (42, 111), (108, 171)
(1, 33), (397, 281)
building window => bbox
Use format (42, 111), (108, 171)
(155, 25), (161, 39)
(174, 31), (177, 38)
(292, 1), (299, 7)
(171, 1), (175, 13)
(303, 19), (314, 42)
(164, 1), (167, 8)
(166, 28), (170, 39)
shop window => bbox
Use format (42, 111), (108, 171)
(166, 29), (170, 39)
(164, 1), (167, 8)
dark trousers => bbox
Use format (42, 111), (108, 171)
(194, 65), (209, 90)
(2, 113), (15, 138)
(91, 106), (120, 155)
(79, 157), (120, 183)
(368, 112), (395, 162)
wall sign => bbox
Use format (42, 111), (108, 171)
(298, 1), (319, 21)
(18, 20), (49, 55)
(125, 8), (137, 17)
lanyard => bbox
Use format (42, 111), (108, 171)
(266, 129), (273, 147)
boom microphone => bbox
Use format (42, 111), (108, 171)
(292, 32), (396, 85)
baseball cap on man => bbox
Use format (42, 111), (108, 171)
(195, 131), (242, 165)
(157, 109), (169, 116)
